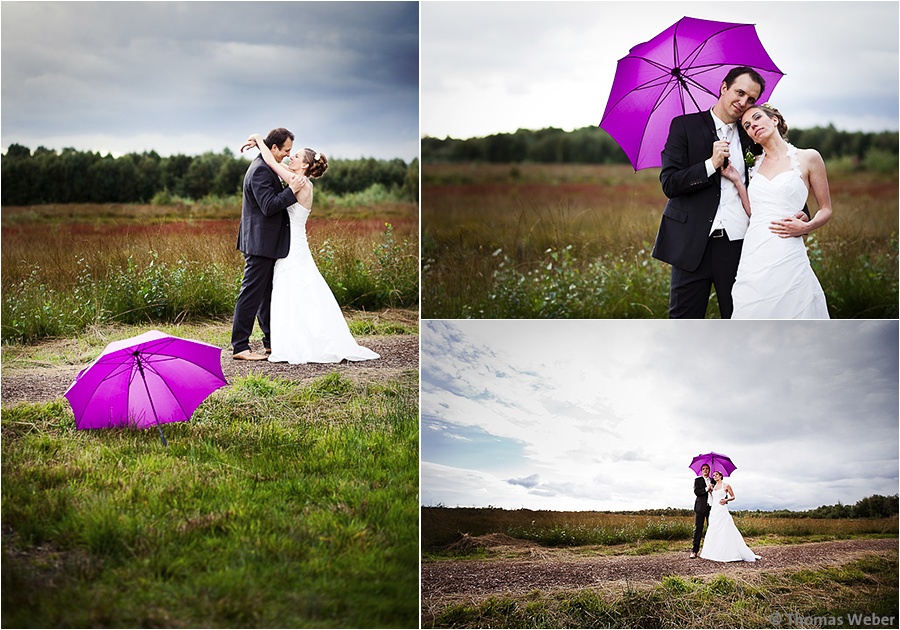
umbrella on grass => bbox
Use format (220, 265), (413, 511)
(64, 330), (227, 446)
(599, 16), (784, 170)
(689, 451), (737, 478)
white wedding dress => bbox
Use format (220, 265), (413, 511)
(700, 488), (760, 562)
(268, 203), (380, 364)
(731, 144), (829, 319)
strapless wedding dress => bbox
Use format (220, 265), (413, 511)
(700, 488), (761, 562)
(268, 203), (380, 364)
(731, 144), (829, 319)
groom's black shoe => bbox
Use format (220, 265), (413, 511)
(265, 348), (272, 355)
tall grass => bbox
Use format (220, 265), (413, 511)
(1, 203), (418, 342)
(422, 163), (898, 318)
(2, 369), (419, 628)
(318, 222), (419, 311)
(421, 507), (900, 552)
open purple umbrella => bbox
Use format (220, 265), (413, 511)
(600, 16), (784, 170)
(64, 330), (227, 445)
(689, 452), (737, 478)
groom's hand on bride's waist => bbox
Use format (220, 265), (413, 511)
(769, 216), (809, 239)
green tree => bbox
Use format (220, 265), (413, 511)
(88, 155), (136, 203)
(214, 150), (248, 196)
(162, 154), (194, 198)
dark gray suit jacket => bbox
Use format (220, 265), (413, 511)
(651, 110), (751, 273)
(694, 476), (712, 514)
(236, 156), (297, 258)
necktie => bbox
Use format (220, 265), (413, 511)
(721, 126), (732, 168)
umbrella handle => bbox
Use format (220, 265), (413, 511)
(136, 356), (168, 448)
(156, 424), (168, 447)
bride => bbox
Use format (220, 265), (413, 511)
(699, 472), (761, 562)
(241, 133), (380, 365)
(722, 104), (832, 319)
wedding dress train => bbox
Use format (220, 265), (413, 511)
(268, 203), (380, 364)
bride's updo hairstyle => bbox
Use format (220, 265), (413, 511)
(303, 149), (329, 179)
(746, 103), (789, 139)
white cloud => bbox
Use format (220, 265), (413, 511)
(1, 2), (419, 160)
(422, 320), (899, 512)
(422, 1), (899, 139)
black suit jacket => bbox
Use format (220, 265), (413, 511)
(236, 156), (297, 258)
(651, 110), (751, 273)
(694, 476), (712, 514)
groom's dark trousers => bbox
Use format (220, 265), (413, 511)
(670, 236), (743, 319)
(231, 156), (296, 354)
(232, 255), (277, 354)
(651, 111), (749, 319)
(692, 476), (711, 554)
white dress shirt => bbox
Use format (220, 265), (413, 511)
(704, 109), (749, 240)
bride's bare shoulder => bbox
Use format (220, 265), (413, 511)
(797, 146), (824, 163)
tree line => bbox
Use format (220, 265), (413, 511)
(431, 494), (899, 519)
(758, 494), (899, 520)
(1, 143), (418, 206)
(422, 125), (899, 170)
(618, 494), (899, 519)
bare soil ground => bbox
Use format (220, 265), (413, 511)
(422, 536), (898, 609)
(1, 332), (418, 407)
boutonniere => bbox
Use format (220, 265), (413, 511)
(744, 149), (757, 169)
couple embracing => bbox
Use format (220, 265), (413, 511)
(230, 128), (379, 365)
(653, 66), (833, 319)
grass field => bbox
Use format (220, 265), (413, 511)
(2, 319), (419, 628)
(1, 198), (418, 342)
(421, 507), (899, 554)
(425, 555), (899, 629)
(421, 163), (898, 318)
(2, 199), (420, 627)
(422, 508), (899, 628)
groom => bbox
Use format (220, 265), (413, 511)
(231, 127), (303, 360)
(691, 464), (713, 558)
(651, 66), (764, 319)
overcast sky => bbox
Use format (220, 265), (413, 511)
(421, 320), (899, 512)
(422, 1), (899, 140)
(1, 1), (418, 160)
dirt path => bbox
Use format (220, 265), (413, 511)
(1, 334), (418, 406)
(422, 538), (897, 606)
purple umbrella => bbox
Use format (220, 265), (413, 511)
(64, 330), (227, 445)
(599, 16), (784, 170)
(689, 452), (737, 478)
